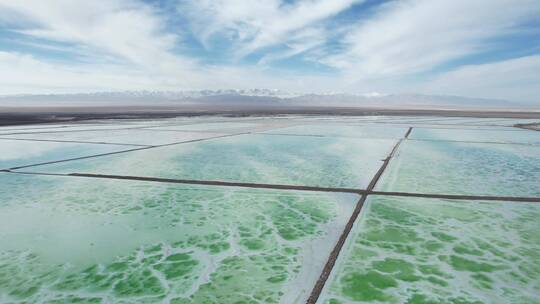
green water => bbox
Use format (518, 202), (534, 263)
(146, 121), (257, 132)
(320, 196), (540, 303)
(378, 140), (540, 197)
(263, 125), (408, 139)
(0, 139), (130, 170)
(2, 116), (540, 303)
(18, 134), (396, 189)
(409, 128), (540, 144)
(0, 174), (357, 303)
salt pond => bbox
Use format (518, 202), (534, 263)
(409, 127), (540, 144)
(377, 140), (540, 197)
(17, 134), (397, 189)
(0, 115), (539, 303)
(1, 129), (228, 146)
(0, 173), (357, 303)
(0, 139), (132, 170)
(319, 196), (540, 303)
(262, 125), (408, 139)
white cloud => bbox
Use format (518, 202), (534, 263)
(0, 0), (359, 94)
(0, 0), (352, 93)
(0, 52), (161, 94)
(323, 0), (540, 79)
(422, 55), (540, 104)
(179, 0), (359, 58)
(0, 51), (343, 95)
(0, 0), (539, 106)
(257, 27), (328, 65)
(0, 0), (195, 76)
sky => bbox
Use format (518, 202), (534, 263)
(0, 0), (539, 104)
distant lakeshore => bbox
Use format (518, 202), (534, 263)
(1, 105), (540, 127)
(515, 123), (540, 131)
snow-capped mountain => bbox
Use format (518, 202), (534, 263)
(0, 90), (534, 109)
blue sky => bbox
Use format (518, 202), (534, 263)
(0, 0), (539, 103)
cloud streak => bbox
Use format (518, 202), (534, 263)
(0, 0), (198, 79)
(178, 0), (360, 58)
(0, 0), (539, 104)
(423, 55), (540, 103)
(322, 0), (540, 78)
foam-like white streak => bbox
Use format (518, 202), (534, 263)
(281, 193), (359, 303)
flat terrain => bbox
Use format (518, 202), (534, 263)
(0, 114), (539, 303)
(516, 123), (540, 131)
(1, 105), (540, 126)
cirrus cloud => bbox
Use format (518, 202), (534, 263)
(0, 0), (539, 104)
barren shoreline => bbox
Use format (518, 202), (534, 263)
(515, 123), (540, 131)
(1, 105), (540, 127)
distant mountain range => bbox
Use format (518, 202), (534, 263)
(0, 89), (535, 110)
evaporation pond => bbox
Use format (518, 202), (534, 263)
(409, 128), (540, 144)
(319, 195), (540, 303)
(0, 139), (132, 170)
(0, 124), (153, 135)
(19, 134), (397, 189)
(0, 172), (358, 303)
(1, 129), (227, 146)
(145, 121), (260, 132)
(376, 140), (540, 197)
(263, 125), (408, 139)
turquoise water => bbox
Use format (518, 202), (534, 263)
(1, 115), (539, 303)
(410, 128), (540, 144)
(18, 134), (396, 189)
(0, 123), (154, 135)
(377, 140), (540, 197)
(0, 139), (132, 170)
(145, 122), (259, 132)
(1, 129), (227, 146)
(378, 117), (513, 125)
(262, 125), (408, 139)
(467, 118), (540, 126)
(0, 173), (357, 303)
(320, 196), (540, 303)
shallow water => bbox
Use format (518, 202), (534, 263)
(262, 125), (408, 139)
(377, 140), (540, 197)
(1, 115), (539, 303)
(1, 129), (228, 146)
(0, 139), (132, 170)
(18, 134), (397, 189)
(0, 123), (154, 135)
(319, 196), (540, 303)
(145, 121), (260, 132)
(0, 173), (358, 303)
(410, 127), (540, 144)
